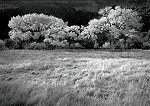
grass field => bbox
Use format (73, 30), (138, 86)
(0, 49), (150, 106)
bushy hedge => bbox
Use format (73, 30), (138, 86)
(0, 39), (6, 50)
(4, 39), (20, 49)
(140, 30), (150, 49)
(26, 42), (48, 50)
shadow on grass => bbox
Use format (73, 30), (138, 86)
(0, 78), (150, 106)
(0, 81), (29, 106)
(0, 81), (102, 106)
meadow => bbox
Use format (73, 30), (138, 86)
(0, 49), (150, 106)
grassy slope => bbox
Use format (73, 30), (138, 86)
(0, 49), (150, 106)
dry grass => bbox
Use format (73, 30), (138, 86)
(0, 49), (150, 106)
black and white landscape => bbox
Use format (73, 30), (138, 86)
(0, 0), (150, 106)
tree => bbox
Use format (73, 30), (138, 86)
(85, 6), (143, 49)
(8, 13), (67, 43)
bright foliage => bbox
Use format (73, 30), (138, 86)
(85, 6), (143, 48)
(8, 13), (67, 44)
(8, 6), (147, 49)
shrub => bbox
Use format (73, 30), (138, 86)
(43, 28), (68, 48)
(4, 39), (19, 49)
(73, 43), (85, 49)
(4, 39), (27, 49)
(79, 28), (98, 49)
(63, 25), (83, 47)
(124, 35), (143, 49)
(44, 38), (69, 49)
(27, 42), (48, 50)
(113, 39), (126, 49)
(44, 24), (100, 49)
(43, 25), (83, 48)
(0, 39), (6, 50)
(42, 24), (100, 49)
(138, 30), (150, 49)
(142, 42), (150, 49)
(102, 42), (111, 49)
